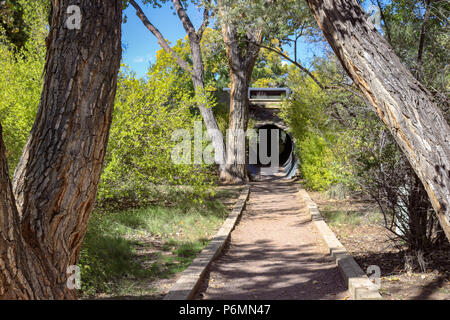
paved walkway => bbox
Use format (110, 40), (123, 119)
(196, 179), (349, 300)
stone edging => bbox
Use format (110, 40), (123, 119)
(298, 189), (383, 300)
(163, 185), (251, 300)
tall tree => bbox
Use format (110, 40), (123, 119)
(217, 0), (262, 184)
(216, 0), (303, 183)
(128, 0), (226, 171)
(0, 0), (122, 299)
(305, 0), (450, 241)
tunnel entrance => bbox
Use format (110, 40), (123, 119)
(248, 123), (297, 179)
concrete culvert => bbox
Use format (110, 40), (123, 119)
(248, 123), (297, 180)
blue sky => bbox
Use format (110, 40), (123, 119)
(122, 3), (206, 78)
(121, 1), (329, 79)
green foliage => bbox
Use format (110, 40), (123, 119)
(216, 0), (312, 43)
(79, 196), (228, 296)
(0, 0), (28, 51)
(297, 133), (340, 190)
(201, 28), (230, 90)
(280, 59), (356, 190)
(0, 0), (47, 174)
(97, 43), (216, 206)
(0, 44), (43, 174)
(252, 40), (290, 87)
(382, 0), (449, 91)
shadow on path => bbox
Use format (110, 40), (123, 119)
(195, 179), (349, 300)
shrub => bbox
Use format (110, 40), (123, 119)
(97, 46), (217, 207)
(0, 0), (47, 174)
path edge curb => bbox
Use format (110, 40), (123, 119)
(298, 189), (383, 300)
(163, 185), (251, 300)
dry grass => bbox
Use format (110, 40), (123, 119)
(309, 191), (450, 300)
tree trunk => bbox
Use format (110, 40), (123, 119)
(219, 10), (262, 184)
(416, 0), (432, 81)
(189, 37), (226, 171)
(131, 0), (227, 173)
(172, 0), (226, 171)
(220, 69), (251, 184)
(0, 124), (47, 299)
(1, 0), (122, 299)
(306, 0), (450, 241)
(197, 98), (227, 171)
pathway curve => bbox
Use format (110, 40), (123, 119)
(195, 179), (349, 300)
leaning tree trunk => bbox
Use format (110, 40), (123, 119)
(0, 124), (48, 299)
(130, 0), (227, 173)
(306, 0), (450, 241)
(1, 0), (122, 299)
(189, 37), (226, 172)
(171, 0), (227, 172)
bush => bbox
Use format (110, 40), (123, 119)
(352, 128), (446, 252)
(0, 0), (47, 174)
(97, 46), (217, 207)
(280, 61), (355, 191)
(78, 197), (228, 296)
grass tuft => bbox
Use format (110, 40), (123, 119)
(78, 197), (229, 298)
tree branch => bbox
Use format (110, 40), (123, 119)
(376, 0), (392, 44)
(254, 41), (325, 90)
(129, 0), (192, 74)
(244, 29), (264, 69)
(197, 1), (211, 40)
(172, 0), (198, 40)
(416, 0), (432, 81)
(250, 40), (369, 102)
(218, 4), (243, 70)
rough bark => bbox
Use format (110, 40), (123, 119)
(0, 124), (45, 299)
(2, 0), (123, 299)
(306, 0), (450, 241)
(130, 0), (226, 171)
(219, 7), (262, 184)
(222, 68), (251, 184)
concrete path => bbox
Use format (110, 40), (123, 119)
(195, 179), (349, 300)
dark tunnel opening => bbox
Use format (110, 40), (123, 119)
(248, 123), (297, 179)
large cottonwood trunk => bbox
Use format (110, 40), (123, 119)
(0, 0), (122, 299)
(0, 124), (47, 299)
(221, 69), (251, 184)
(306, 0), (450, 241)
(219, 11), (261, 184)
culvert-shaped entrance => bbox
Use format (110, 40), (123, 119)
(248, 123), (297, 179)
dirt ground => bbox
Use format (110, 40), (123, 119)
(195, 179), (349, 300)
(309, 191), (450, 300)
